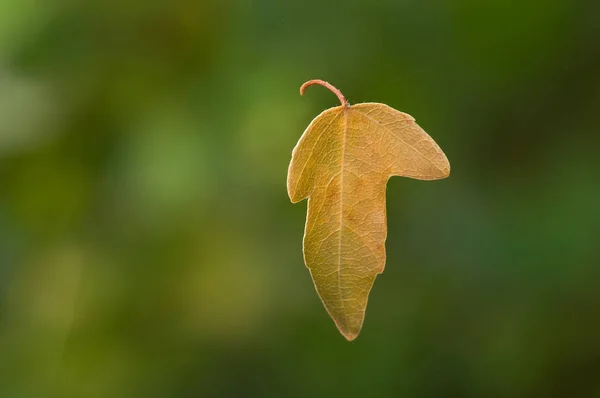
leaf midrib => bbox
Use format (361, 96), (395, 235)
(337, 108), (350, 327)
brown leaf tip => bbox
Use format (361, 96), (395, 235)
(300, 79), (348, 107)
(343, 331), (360, 342)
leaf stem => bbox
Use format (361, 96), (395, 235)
(300, 79), (348, 107)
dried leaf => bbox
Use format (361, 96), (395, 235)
(287, 80), (450, 341)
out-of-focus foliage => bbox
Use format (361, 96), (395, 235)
(0, 1), (599, 397)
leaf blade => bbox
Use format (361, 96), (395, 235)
(288, 92), (450, 341)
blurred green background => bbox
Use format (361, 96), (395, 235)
(1, 0), (599, 397)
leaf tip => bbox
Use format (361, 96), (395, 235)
(342, 331), (360, 342)
(440, 154), (451, 178)
(334, 320), (363, 342)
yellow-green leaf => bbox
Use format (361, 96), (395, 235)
(287, 80), (450, 341)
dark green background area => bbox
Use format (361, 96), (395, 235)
(1, 1), (599, 397)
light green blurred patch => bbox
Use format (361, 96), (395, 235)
(0, 0), (51, 55)
(0, 71), (60, 154)
(116, 100), (215, 229)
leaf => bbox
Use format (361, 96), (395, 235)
(287, 80), (450, 341)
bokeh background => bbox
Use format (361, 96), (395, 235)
(1, 0), (599, 397)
